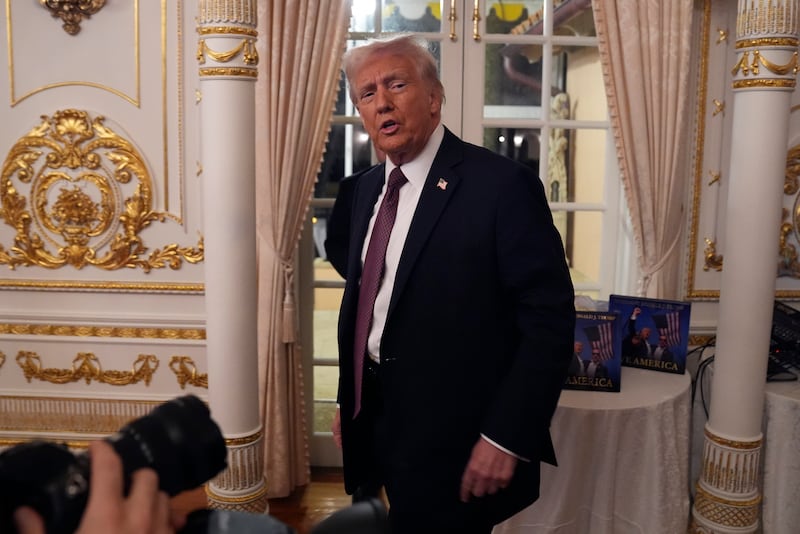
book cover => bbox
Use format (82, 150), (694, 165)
(608, 294), (692, 375)
(564, 310), (622, 392)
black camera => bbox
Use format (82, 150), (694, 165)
(0, 394), (227, 534)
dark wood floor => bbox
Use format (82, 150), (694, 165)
(171, 467), (351, 534)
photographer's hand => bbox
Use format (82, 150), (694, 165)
(14, 440), (185, 534)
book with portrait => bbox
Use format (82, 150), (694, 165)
(608, 294), (692, 375)
(564, 311), (622, 392)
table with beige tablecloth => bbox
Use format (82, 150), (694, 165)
(762, 379), (800, 534)
(494, 367), (692, 534)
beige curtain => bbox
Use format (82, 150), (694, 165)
(255, 0), (349, 497)
(592, 0), (694, 298)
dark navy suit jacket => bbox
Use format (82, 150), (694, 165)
(337, 128), (575, 523)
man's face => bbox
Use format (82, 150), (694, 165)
(351, 52), (442, 165)
(591, 351), (602, 364)
(574, 341), (583, 354)
(640, 327), (651, 340)
(659, 336), (668, 348)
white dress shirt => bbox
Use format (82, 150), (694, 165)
(362, 124), (444, 361)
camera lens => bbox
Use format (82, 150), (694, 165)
(109, 394), (228, 496)
(0, 394), (228, 534)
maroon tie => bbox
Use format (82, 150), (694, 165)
(352, 167), (407, 418)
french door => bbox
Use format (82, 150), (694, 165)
(306, 0), (622, 466)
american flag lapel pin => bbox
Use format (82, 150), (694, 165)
(436, 178), (448, 190)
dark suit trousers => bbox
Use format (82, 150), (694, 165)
(354, 361), (504, 534)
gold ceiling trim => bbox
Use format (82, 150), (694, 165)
(16, 351), (159, 386)
(0, 323), (205, 340)
(0, 109), (204, 272)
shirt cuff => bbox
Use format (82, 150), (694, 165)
(480, 434), (530, 462)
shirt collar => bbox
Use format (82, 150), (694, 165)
(385, 123), (444, 190)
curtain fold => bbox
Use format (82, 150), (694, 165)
(592, 0), (694, 298)
(255, 0), (350, 498)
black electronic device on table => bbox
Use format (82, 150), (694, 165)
(769, 301), (800, 381)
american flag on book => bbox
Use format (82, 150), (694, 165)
(652, 312), (681, 347)
(584, 322), (615, 361)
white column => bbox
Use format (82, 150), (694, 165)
(197, 0), (266, 513)
(692, 1), (799, 533)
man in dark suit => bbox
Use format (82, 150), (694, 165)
(584, 349), (610, 379)
(333, 35), (574, 533)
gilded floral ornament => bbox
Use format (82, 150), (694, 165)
(39, 0), (106, 36)
(16, 351), (159, 386)
(0, 109), (204, 271)
(169, 355), (208, 389)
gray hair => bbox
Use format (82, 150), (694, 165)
(341, 34), (445, 105)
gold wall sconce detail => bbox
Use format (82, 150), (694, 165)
(703, 238), (723, 272)
(169, 356), (208, 389)
(39, 0), (106, 36)
(16, 351), (159, 386)
(0, 109), (204, 271)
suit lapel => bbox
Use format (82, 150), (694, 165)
(388, 129), (464, 317)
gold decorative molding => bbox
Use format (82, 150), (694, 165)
(0, 350), (5, 369)
(716, 28), (728, 44)
(704, 427), (763, 450)
(0, 395), (182, 433)
(737, 0), (800, 37)
(689, 334), (715, 347)
(198, 26), (258, 37)
(0, 279), (203, 292)
(198, 67), (257, 78)
(736, 36), (799, 49)
(711, 99), (725, 116)
(685, 0), (713, 299)
(693, 485), (761, 528)
(197, 39), (258, 65)
(169, 356), (208, 389)
(197, 0), (258, 25)
(206, 483), (267, 513)
(732, 77), (796, 89)
(707, 170), (721, 186)
(39, 0), (107, 36)
(16, 351), (159, 386)
(0, 109), (204, 271)
(0, 323), (205, 340)
(703, 238), (723, 272)
(732, 50), (799, 77)
(225, 431), (262, 447)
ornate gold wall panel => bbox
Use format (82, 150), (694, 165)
(0, 109), (204, 272)
(687, 0), (800, 299)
